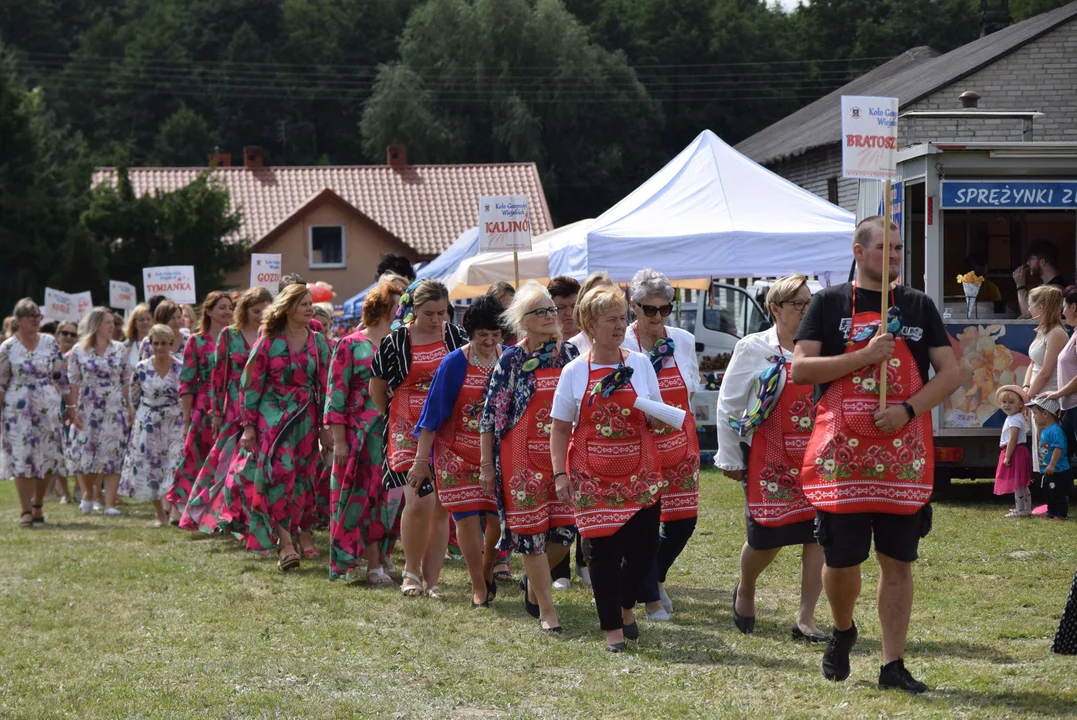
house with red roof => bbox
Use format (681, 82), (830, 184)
(92, 145), (553, 301)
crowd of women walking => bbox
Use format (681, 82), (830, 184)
(2, 245), (1075, 661)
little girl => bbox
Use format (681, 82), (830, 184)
(995, 385), (1032, 517)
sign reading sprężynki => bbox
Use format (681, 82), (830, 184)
(479, 196), (532, 253)
(841, 96), (898, 180)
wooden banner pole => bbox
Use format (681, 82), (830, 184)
(513, 251), (520, 289)
(879, 177), (892, 410)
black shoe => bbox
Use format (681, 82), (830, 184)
(32, 503), (45, 524)
(732, 582), (754, 634)
(542, 624), (563, 634)
(486, 580), (497, 604)
(606, 641), (627, 653)
(470, 599), (490, 609)
(521, 574), (540, 619)
(792, 623), (831, 643)
(623, 622), (640, 641)
(878, 658), (928, 694)
(821, 622), (858, 682)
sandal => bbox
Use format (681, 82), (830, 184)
(277, 548), (301, 572)
(425, 585), (443, 600)
(367, 568), (395, 586)
(493, 564), (514, 584)
(31, 503), (45, 524)
(401, 571), (424, 597)
(486, 580), (498, 604)
(303, 546), (320, 559)
(20, 511), (34, 528)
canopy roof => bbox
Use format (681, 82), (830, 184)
(547, 130), (855, 284)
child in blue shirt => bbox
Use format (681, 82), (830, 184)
(1029, 397), (1072, 520)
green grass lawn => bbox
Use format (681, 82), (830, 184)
(1, 470), (1075, 719)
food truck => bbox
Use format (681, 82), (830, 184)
(883, 137), (1077, 486)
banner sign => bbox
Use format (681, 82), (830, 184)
(250, 254), (282, 296)
(72, 291), (93, 319)
(479, 196), (532, 253)
(43, 288), (79, 323)
(841, 96), (899, 180)
(109, 280), (137, 310)
(876, 181), (903, 235)
(143, 266), (196, 304)
(941, 180), (1077, 209)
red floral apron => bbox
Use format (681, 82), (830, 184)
(387, 338), (447, 472)
(800, 287), (934, 514)
(569, 358), (663, 538)
(434, 357), (497, 514)
(637, 332), (700, 522)
(500, 367), (574, 534)
(746, 357), (816, 526)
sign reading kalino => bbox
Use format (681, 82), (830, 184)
(479, 196), (532, 253)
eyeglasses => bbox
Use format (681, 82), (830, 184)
(18, 313), (42, 321)
(524, 307), (559, 319)
(58, 331), (77, 338)
(639, 304), (673, 318)
(781, 300), (811, 312)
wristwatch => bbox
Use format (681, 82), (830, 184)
(902, 401), (916, 420)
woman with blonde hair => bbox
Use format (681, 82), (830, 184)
(123, 304), (153, 375)
(180, 286), (272, 533)
(717, 274), (827, 642)
(479, 281), (579, 630)
(1024, 285), (1067, 477)
(326, 281), (402, 582)
(225, 283), (331, 568)
(569, 271), (614, 354)
(0, 299), (77, 526)
(121, 324), (184, 526)
(549, 285), (664, 650)
(139, 300), (190, 361)
(167, 291), (234, 516)
(68, 307), (131, 515)
(371, 279), (467, 597)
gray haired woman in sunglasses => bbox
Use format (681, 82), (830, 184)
(623, 268), (701, 621)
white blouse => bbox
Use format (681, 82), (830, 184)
(568, 331), (591, 355)
(622, 324), (700, 394)
(715, 326), (792, 472)
(551, 349), (663, 425)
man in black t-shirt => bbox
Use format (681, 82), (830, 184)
(792, 216), (963, 693)
(1015, 240), (1070, 318)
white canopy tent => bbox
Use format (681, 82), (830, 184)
(443, 220), (594, 299)
(547, 130), (856, 284)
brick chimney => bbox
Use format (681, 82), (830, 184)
(208, 152), (232, 168)
(243, 146), (265, 170)
(387, 145), (407, 167)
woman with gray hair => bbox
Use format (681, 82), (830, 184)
(68, 307), (131, 516)
(479, 281), (579, 631)
(0, 299), (78, 526)
(623, 268), (701, 621)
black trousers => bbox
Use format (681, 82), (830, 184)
(1045, 469), (1074, 519)
(586, 501), (661, 631)
(637, 516), (697, 603)
(551, 534), (585, 580)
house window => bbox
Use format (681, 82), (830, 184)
(827, 177), (839, 205)
(309, 225), (345, 268)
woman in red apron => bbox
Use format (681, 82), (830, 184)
(371, 280), (468, 598)
(550, 286), (665, 652)
(409, 296), (505, 608)
(716, 275), (827, 641)
(478, 282), (579, 632)
(623, 268), (701, 621)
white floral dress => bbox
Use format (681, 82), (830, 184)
(67, 341), (131, 474)
(0, 335), (70, 479)
(121, 358), (183, 501)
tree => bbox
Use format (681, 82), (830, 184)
(151, 103), (217, 165)
(81, 166), (248, 300)
(361, 0), (665, 224)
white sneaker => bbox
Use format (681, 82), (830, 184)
(92, 502), (103, 512)
(80, 500), (93, 515)
(552, 578), (571, 591)
(576, 565), (592, 587)
(659, 587), (674, 615)
(59, 495), (72, 505)
(103, 507), (122, 516)
(645, 608), (672, 622)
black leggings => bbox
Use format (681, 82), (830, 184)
(585, 502), (661, 631)
(637, 516), (697, 603)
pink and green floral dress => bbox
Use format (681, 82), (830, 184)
(229, 330), (330, 553)
(180, 327), (253, 534)
(325, 329), (386, 580)
(167, 332), (217, 508)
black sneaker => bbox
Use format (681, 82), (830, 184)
(878, 658), (928, 694)
(820, 622), (858, 682)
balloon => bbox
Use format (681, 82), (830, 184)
(309, 282), (335, 303)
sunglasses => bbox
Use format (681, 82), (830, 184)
(639, 304), (673, 318)
(524, 307), (559, 319)
(58, 331), (77, 338)
(781, 300), (811, 312)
